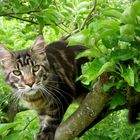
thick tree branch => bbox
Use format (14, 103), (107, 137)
(55, 73), (111, 140)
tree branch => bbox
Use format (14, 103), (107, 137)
(0, 12), (70, 33)
(0, 10), (40, 16)
(55, 73), (111, 140)
(5, 15), (38, 25)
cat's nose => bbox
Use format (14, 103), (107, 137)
(24, 77), (35, 87)
(26, 81), (35, 87)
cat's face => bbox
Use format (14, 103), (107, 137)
(0, 36), (49, 97)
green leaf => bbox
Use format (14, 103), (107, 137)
(3, 130), (33, 140)
(64, 6), (75, 13)
(102, 34), (118, 49)
(103, 83), (116, 92)
(120, 24), (135, 41)
(116, 80), (125, 89)
(68, 31), (90, 46)
(134, 83), (140, 92)
(3, 132), (21, 140)
(78, 58), (115, 85)
(110, 93), (127, 109)
(132, 0), (140, 16)
(121, 66), (134, 87)
(103, 9), (122, 18)
(77, 2), (90, 10)
(103, 80), (125, 92)
(99, 20), (119, 32)
(29, 0), (39, 9)
(121, 6), (136, 24)
(76, 48), (102, 59)
(110, 49), (136, 61)
(0, 122), (19, 135)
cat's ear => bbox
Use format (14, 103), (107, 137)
(0, 45), (15, 67)
(31, 35), (46, 54)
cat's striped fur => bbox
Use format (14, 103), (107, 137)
(0, 36), (88, 140)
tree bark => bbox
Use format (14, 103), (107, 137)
(55, 73), (111, 140)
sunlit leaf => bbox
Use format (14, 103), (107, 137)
(78, 58), (115, 85)
(0, 122), (19, 135)
(121, 6), (136, 24)
(3, 130), (33, 140)
(103, 9), (122, 18)
(120, 24), (135, 41)
(132, 0), (140, 16)
(76, 48), (102, 59)
(121, 66), (134, 87)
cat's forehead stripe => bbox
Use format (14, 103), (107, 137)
(16, 54), (34, 68)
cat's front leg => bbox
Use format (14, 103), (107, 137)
(37, 115), (61, 140)
(37, 126), (56, 140)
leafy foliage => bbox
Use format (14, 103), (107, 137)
(0, 0), (140, 139)
(71, 0), (140, 111)
(0, 110), (39, 140)
(81, 110), (140, 140)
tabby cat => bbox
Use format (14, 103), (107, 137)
(0, 36), (88, 140)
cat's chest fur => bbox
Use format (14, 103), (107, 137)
(22, 90), (49, 110)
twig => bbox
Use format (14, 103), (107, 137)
(56, 24), (70, 34)
(0, 0), (42, 25)
(81, 0), (97, 30)
(60, 0), (97, 40)
(60, 29), (79, 40)
(7, 15), (38, 24)
(0, 10), (40, 16)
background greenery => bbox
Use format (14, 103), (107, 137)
(0, 0), (140, 139)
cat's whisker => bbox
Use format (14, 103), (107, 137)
(13, 90), (22, 104)
(47, 80), (64, 84)
(39, 86), (62, 116)
(40, 84), (71, 117)
(38, 89), (48, 101)
(39, 88), (62, 117)
(39, 85), (64, 118)
(44, 86), (67, 118)
(46, 84), (73, 102)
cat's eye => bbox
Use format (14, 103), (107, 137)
(32, 65), (40, 72)
(13, 70), (22, 76)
